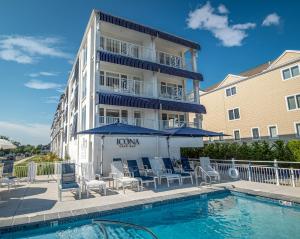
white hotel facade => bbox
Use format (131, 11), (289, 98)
(50, 10), (206, 175)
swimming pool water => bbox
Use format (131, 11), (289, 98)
(3, 191), (300, 239)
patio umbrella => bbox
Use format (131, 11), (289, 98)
(0, 139), (17, 150)
(77, 123), (166, 175)
(163, 126), (228, 157)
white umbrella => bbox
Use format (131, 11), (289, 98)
(0, 139), (16, 150)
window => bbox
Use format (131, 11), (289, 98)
(82, 44), (87, 67)
(225, 86), (237, 97)
(160, 82), (184, 100)
(82, 74), (87, 99)
(121, 110), (128, 124)
(234, 130), (240, 140)
(295, 123), (300, 137)
(100, 71), (104, 86)
(282, 65), (299, 80)
(99, 108), (104, 124)
(286, 94), (300, 110)
(269, 126), (278, 138)
(134, 111), (142, 126)
(81, 106), (86, 131)
(161, 113), (185, 128)
(252, 128), (260, 140)
(228, 108), (240, 120)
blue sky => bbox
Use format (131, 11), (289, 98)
(0, 0), (299, 145)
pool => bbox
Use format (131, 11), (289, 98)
(2, 191), (300, 239)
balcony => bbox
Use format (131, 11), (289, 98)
(100, 72), (145, 96)
(100, 36), (187, 70)
(99, 116), (155, 129)
(159, 120), (200, 130)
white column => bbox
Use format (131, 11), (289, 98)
(191, 49), (201, 128)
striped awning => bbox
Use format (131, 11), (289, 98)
(97, 51), (203, 81)
(98, 92), (206, 114)
(98, 11), (200, 50)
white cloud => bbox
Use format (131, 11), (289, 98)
(187, 2), (256, 47)
(24, 80), (62, 90)
(218, 4), (228, 14)
(262, 13), (280, 26)
(0, 35), (72, 64)
(29, 71), (58, 77)
(0, 121), (50, 145)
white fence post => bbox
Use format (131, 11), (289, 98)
(248, 161), (252, 182)
(290, 169), (295, 187)
(274, 159), (280, 186)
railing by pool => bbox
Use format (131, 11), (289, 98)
(207, 159), (300, 187)
(13, 162), (61, 179)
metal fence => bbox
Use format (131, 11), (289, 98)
(209, 159), (300, 187)
(14, 162), (61, 180)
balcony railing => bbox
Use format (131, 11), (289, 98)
(100, 36), (187, 70)
(159, 120), (200, 130)
(99, 116), (154, 128)
(100, 76), (145, 96)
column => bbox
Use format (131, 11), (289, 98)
(191, 49), (202, 128)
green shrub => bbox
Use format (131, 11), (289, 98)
(287, 140), (300, 162)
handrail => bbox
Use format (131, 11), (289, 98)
(187, 158), (300, 165)
(93, 219), (159, 239)
(194, 165), (212, 186)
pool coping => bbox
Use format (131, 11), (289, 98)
(0, 187), (223, 234)
(1, 185), (300, 235)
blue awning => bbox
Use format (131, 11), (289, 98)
(98, 92), (206, 114)
(98, 11), (200, 50)
(97, 51), (203, 81)
(160, 99), (206, 114)
(77, 123), (165, 135)
(99, 92), (160, 110)
(164, 126), (228, 137)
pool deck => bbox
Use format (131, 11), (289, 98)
(1, 178), (300, 231)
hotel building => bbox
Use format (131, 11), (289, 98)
(198, 50), (300, 142)
(50, 10), (206, 175)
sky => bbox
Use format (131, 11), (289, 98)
(0, 0), (299, 145)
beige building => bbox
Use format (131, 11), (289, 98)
(198, 50), (300, 142)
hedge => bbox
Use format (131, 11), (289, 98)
(181, 140), (300, 162)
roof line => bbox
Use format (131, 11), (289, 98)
(95, 9), (201, 50)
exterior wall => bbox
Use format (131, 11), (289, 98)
(199, 52), (300, 142)
(50, 11), (204, 174)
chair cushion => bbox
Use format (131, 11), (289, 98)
(86, 180), (106, 187)
(180, 172), (191, 177)
(139, 176), (154, 181)
(61, 182), (79, 189)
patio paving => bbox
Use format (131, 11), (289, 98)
(1, 176), (300, 229)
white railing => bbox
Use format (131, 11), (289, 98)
(159, 120), (200, 129)
(159, 85), (184, 101)
(99, 116), (155, 129)
(100, 35), (187, 70)
(100, 76), (145, 96)
(209, 159), (300, 187)
(13, 162), (60, 179)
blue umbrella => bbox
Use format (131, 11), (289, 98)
(77, 123), (167, 175)
(163, 126), (228, 157)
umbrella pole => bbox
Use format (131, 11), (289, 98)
(100, 135), (104, 176)
(167, 136), (170, 158)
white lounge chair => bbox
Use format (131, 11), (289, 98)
(149, 157), (181, 187)
(200, 157), (220, 182)
(0, 160), (18, 190)
(110, 158), (140, 193)
(81, 163), (106, 198)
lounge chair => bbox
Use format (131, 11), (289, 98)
(162, 158), (193, 184)
(58, 163), (81, 201)
(0, 160), (18, 190)
(81, 163), (106, 198)
(127, 160), (157, 190)
(180, 157), (194, 173)
(111, 158), (140, 193)
(200, 157), (220, 182)
(149, 157), (181, 187)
